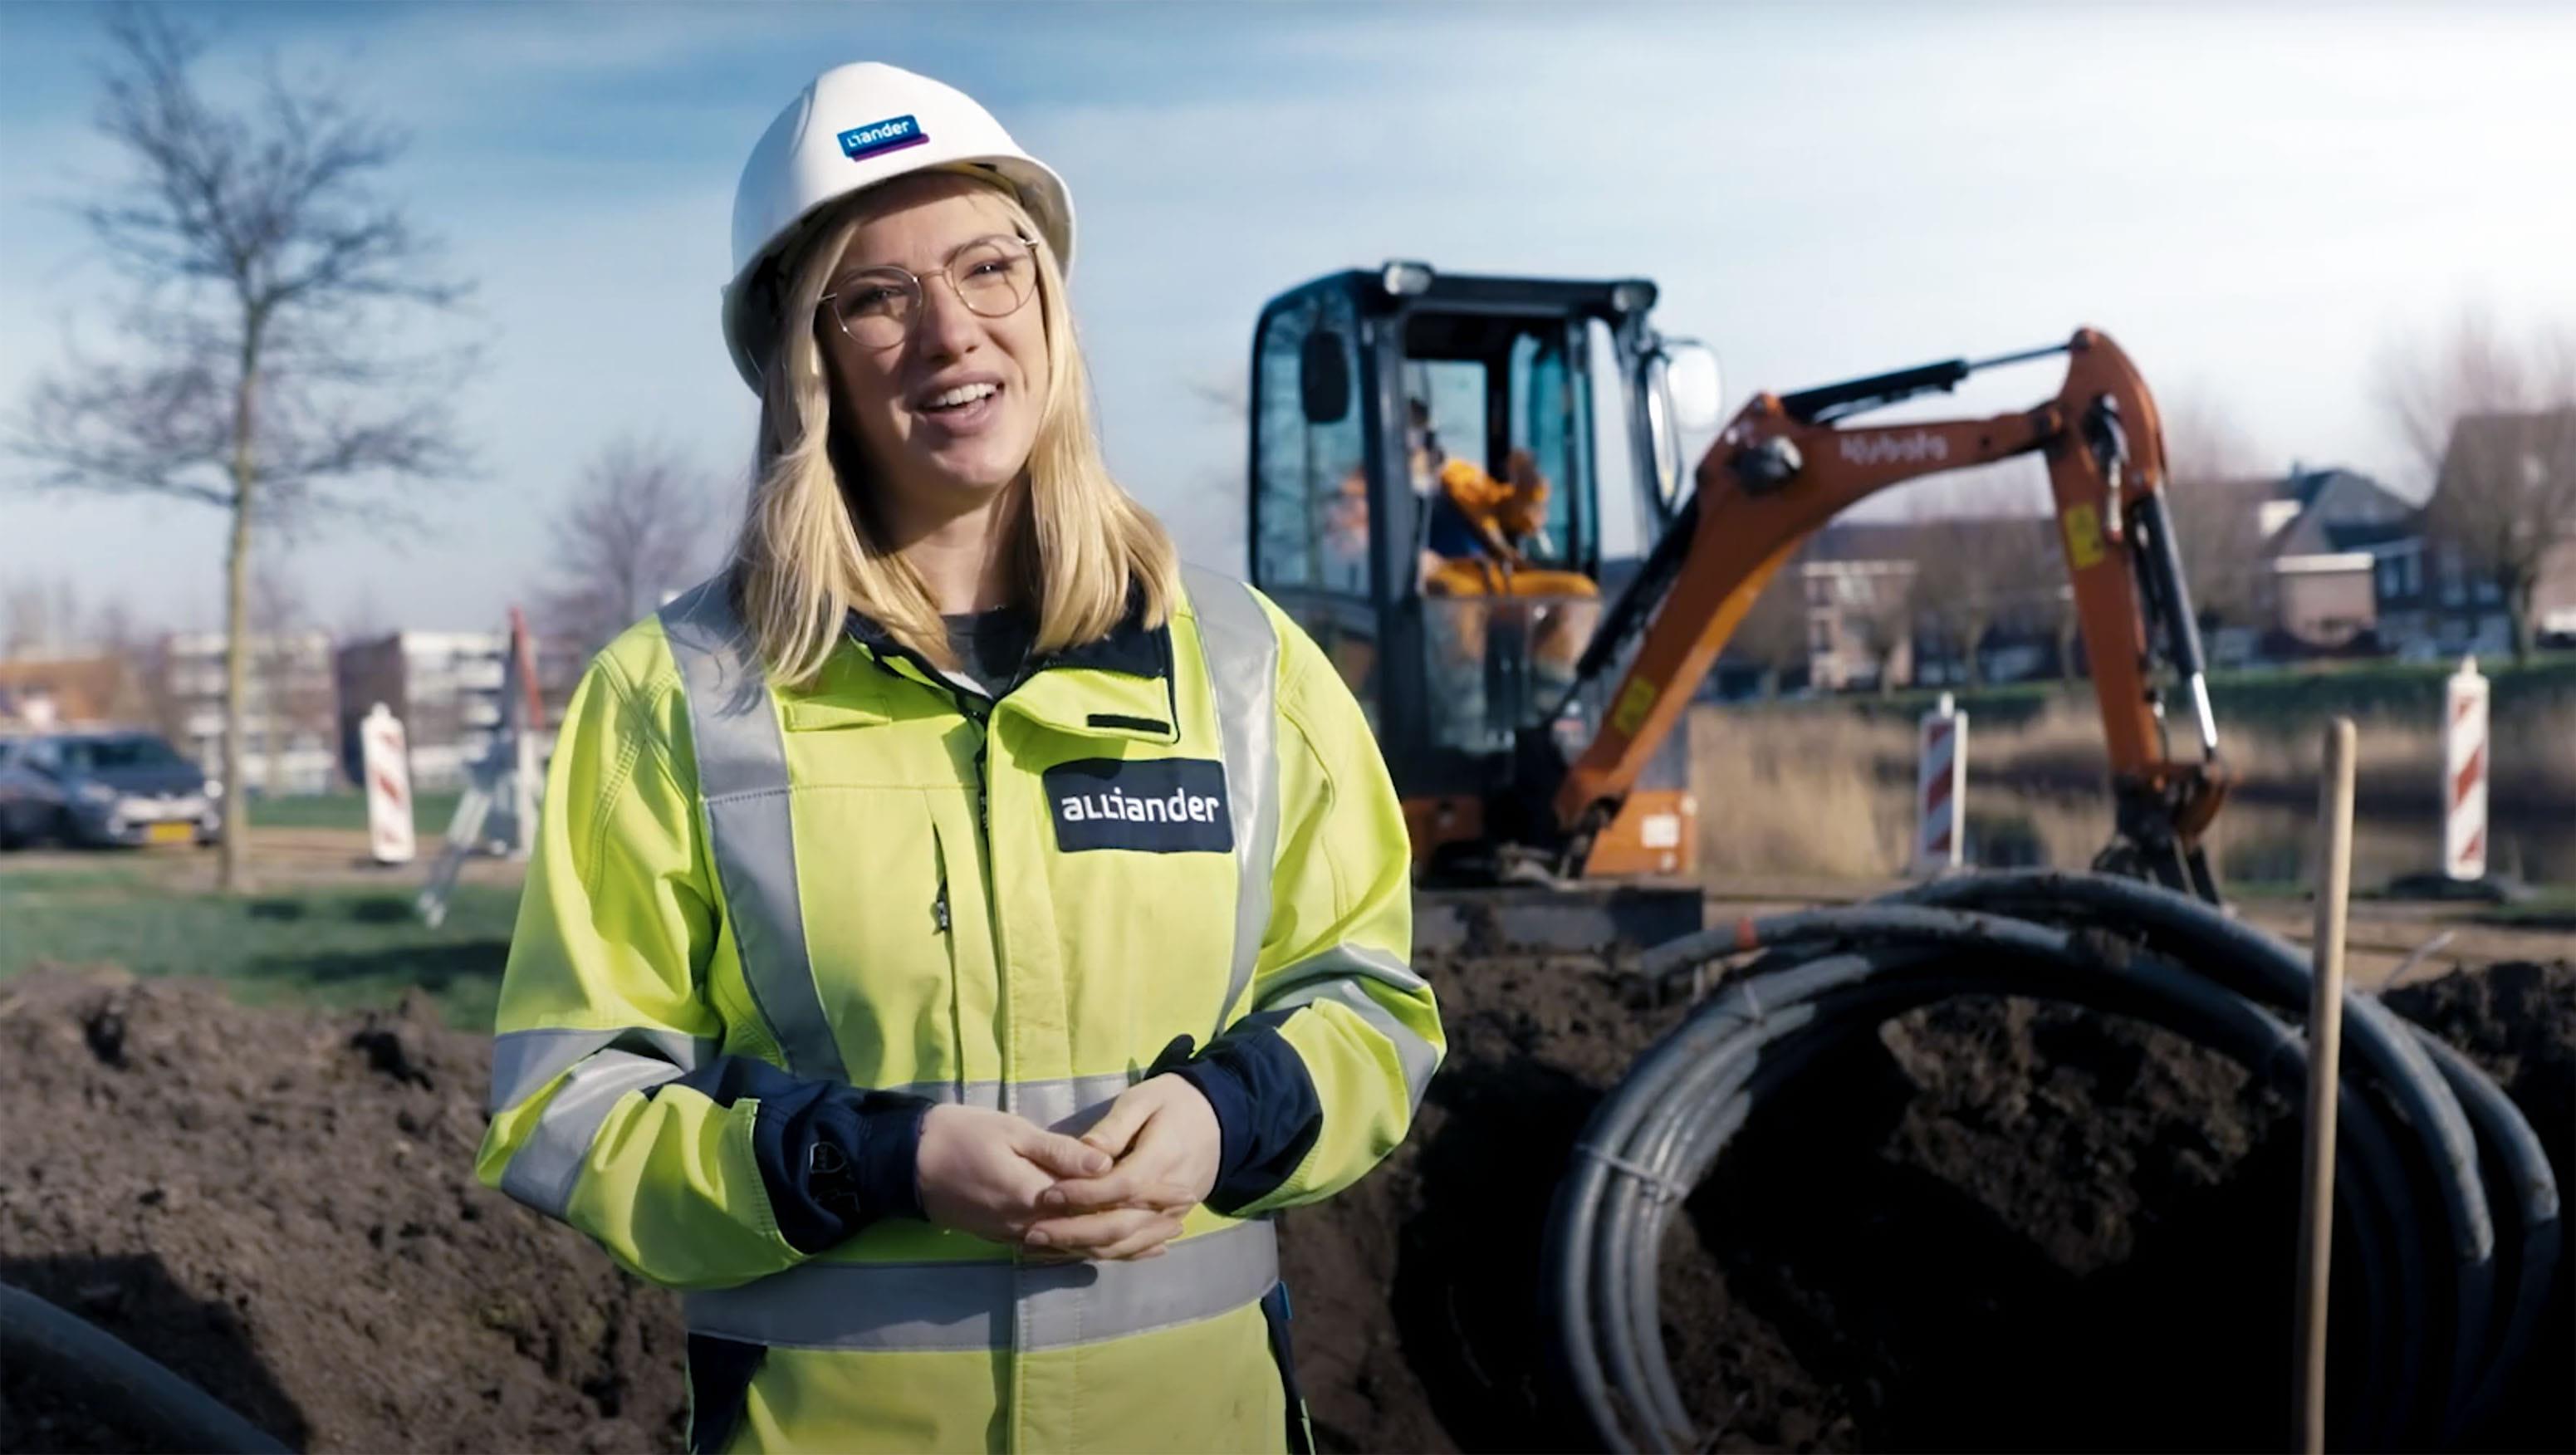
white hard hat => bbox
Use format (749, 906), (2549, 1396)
(722, 61), (1074, 390)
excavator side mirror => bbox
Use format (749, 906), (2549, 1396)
(1640, 340), (1722, 507)
(1300, 331), (1352, 425)
(1662, 341), (1724, 431)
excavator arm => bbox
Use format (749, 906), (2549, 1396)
(1550, 328), (2231, 901)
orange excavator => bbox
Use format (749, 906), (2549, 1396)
(1246, 262), (2230, 927)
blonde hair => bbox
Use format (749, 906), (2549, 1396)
(732, 173), (1176, 685)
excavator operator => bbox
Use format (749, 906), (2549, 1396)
(1407, 398), (1603, 728)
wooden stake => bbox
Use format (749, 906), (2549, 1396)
(2296, 717), (2357, 1454)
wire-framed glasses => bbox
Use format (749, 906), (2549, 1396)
(819, 233), (1039, 349)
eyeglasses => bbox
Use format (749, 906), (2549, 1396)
(818, 233), (1040, 349)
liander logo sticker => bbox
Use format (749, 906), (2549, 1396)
(837, 114), (927, 162)
(1044, 757), (1233, 855)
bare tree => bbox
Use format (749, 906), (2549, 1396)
(5, 579), (71, 655)
(336, 583), (391, 645)
(7, 7), (475, 889)
(249, 556), (335, 794)
(2378, 311), (2576, 664)
(1187, 372), (1247, 420)
(1726, 568), (1810, 700)
(2158, 391), (2271, 628)
(1829, 564), (1913, 696)
(1904, 479), (2058, 686)
(537, 437), (722, 659)
(86, 597), (157, 723)
(0, 576), (118, 658)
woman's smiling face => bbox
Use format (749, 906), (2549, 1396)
(819, 173), (1050, 522)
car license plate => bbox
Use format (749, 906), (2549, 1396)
(148, 821), (195, 845)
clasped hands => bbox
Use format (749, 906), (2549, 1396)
(914, 1074), (1220, 1261)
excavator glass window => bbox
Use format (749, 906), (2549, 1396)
(1397, 313), (1595, 578)
(1400, 310), (1606, 754)
(1253, 290), (1368, 599)
(1250, 285), (1383, 731)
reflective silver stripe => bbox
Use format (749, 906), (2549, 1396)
(893, 1073), (1135, 1137)
(1260, 938), (1430, 1001)
(682, 1220), (1277, 1353)
(1181, 566), (1281, 1038)
(497, 1049), (686, 1218)
(659, 577), (848, 1084)
(488, 1026), (718, 1114)
(1262, 962), (1441, 1112)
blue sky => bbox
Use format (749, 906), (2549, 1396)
(4, 0), (2573, 635)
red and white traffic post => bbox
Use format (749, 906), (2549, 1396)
(361, 703), (415, 865)
(2442, 657), (2489, 882)
(1916, 692), (1967, 875)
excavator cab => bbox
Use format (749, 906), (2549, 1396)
(1248, 262), (1721, 880)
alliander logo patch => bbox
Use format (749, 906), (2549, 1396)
(1044, 757), (1233, 855)
(837, 114), (927, 162)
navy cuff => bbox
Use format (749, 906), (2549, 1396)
(655, 1056), (935, 1255)
(1162, 1011), (1323, 1214)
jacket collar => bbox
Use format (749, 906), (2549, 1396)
(840, 590), (1179, 743)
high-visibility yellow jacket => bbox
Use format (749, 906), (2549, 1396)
(475, 566), (1440, 1453)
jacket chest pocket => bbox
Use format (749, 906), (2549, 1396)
(778, 721), (977, 1091)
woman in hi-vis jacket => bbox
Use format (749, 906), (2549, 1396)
(475, 60), (1442, 1454)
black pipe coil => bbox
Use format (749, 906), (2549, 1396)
(1542, 871), (2559, 1453)
(0, 1281), (289, 1453)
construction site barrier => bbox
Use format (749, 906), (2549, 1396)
(2443, 658), (2489, 882)
(1913, 692), (1966, 874)
(361, 702), (414, 866)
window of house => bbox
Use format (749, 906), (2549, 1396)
(1807, 612), (1834, 654)
(2441, 543), (2467, 606)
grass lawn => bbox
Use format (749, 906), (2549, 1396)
(0, 862), (519, 1030)
(2472, 884), (2576, 932)
(248, 789), (467, 835)
(1831, 652), (2576, 730)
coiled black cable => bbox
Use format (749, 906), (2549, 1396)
(1542, 871), (2559, 1453)
(0, 1281), (288, 1453)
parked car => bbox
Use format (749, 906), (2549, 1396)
(0, 730), (221, 850)
(0, 736), (66, 849)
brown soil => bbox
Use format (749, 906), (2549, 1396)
(2, 950), (2565, 1453)
(0, 970), (687, 1453)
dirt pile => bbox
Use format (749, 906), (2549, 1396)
(1278, 952), (2576, 1453)
(0, 970), (686, 1453)
(2, 949), (2565, 1453)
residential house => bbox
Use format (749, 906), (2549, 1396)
(2370, 531), (2515, 659)
(1798, 522), (1917, 690)
(1710, 451), (2543, 697)
(1767, 519), (2064, 691)
(2250, 466), (2417, 650)
(2375, 411), (2576, 653)
(0, 654), (138, 729)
